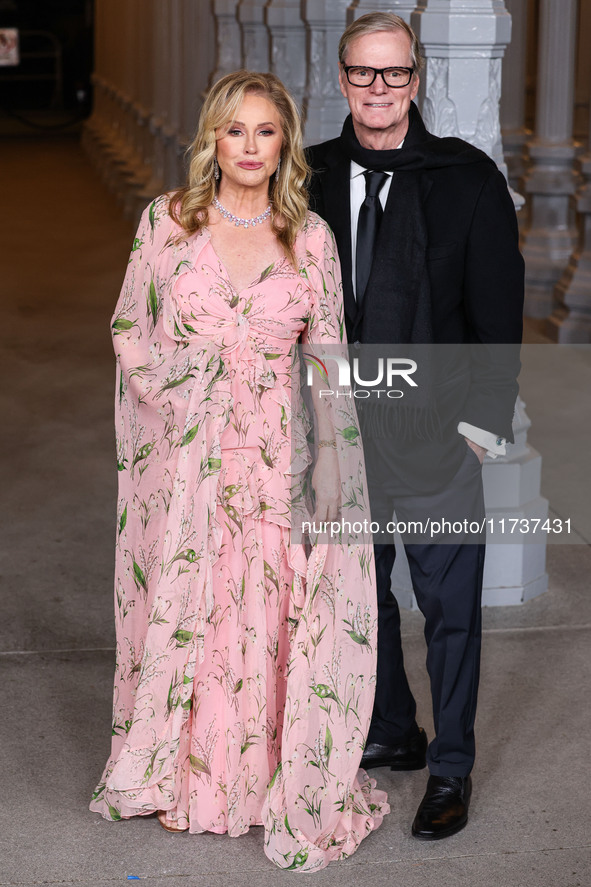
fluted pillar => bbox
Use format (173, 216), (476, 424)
(238, 0), (270, 71)
(574, 0), (591, 141)
(145, 0), (168, 197)
(500, 0), (529, 188)
(101, 0), (121, 151)
(548, 85), (591, 342)
(86, 0), (107, 149)
(85, 0), (221, 219)
(265, 0), (307, 112)
(211, 0), (243, 85)
(180, 0), (200, 141)
(128, 0), (147, 168)
(347, 1), (418, 25)
(116, 1), (134, 151)
(85, 0), (140, 195)
(114, 0), (153, 211)
(133, 0), (155, 182)
(393, 1), (548, 609)
(181, 0), (216, 138)
(520, 0), (580, 318)
(160, 0), (183, 190)
(411, 1), (512, 179)
(302, 0), (349, 143)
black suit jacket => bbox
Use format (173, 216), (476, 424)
(306, 111), (525, 492)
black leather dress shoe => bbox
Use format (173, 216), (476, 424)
(360, 727), (427, 771)
(411, 775), (472, 840)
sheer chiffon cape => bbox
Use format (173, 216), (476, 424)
(89, 195), (389, 871)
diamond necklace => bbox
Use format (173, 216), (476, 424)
(212, 196), (271, 229)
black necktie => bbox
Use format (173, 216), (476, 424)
(355, 170), (388, 307)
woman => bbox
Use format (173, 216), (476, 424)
(90, 70), (388, 872)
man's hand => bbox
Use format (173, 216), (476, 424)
(312, 447), (341, 522)
(464, 437), (486, 465)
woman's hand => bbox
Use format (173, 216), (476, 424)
(311, 446), (341, 524)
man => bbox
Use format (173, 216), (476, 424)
(307, 13), (524, 840)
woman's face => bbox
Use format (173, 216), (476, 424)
(215, 93), (283, 192)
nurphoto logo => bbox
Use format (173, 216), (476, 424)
(303, 352), (418, 399)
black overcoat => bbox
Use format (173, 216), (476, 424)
(306, 108), (525, 492)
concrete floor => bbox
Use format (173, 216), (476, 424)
(1, 138), (590, 887)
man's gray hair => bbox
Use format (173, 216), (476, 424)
(338, 12), (424, 74)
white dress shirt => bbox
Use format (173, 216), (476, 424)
(349, 158), (506, 458)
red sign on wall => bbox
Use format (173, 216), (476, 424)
(0, 29), (19, 66)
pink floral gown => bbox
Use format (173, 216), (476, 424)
(90, 195), (389, 872)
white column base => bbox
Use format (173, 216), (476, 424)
(392, 400), (549, 610)
(393, 559), (549, 609)
(392, 494), (549, 611)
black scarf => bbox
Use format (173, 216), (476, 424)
(338, 103), (495, 436)
(340, 102), (494, 345)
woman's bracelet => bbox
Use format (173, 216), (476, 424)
(318, 439), (337, 449)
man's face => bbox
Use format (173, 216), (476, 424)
(338, 29), (420, 148)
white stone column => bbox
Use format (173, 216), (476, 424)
(117, 0), (154, 216)
(162, 0), (185, 191)
(144, 0), (168, 200)
(127, 0), (142, 160)
(520, 0), (580, 318)
(105, 1), (144, 200)
(548, 81), (591, 343)
(83, 0), (107, 170)
(411, 1), (512, 180)
(265, 0), (307, 112)
(129, 0), (154, 198)
(393, 2), (548, 609)
(211, 0), (243, 85)
(347, 1), (418, 26)
(135, 0), (156, 181)
(574, 0), (591, 141)
(120, 0), (135, 138)
(500, 0), (529, 188)
(238, 0), (270, 71)
(86, 0), (107, 137)
(182, 0), (216, 136)
(98, 0), (118, 150)
(168, 0), (184, 144)
(85, 0), (134, 192)
(302, 0), (350, 143)
(85, 0), (221, 219)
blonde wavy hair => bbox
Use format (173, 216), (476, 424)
(170, 70), (309, 267)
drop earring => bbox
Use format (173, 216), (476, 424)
(214, 157), (220, 181)
(275, 156), (281, 176)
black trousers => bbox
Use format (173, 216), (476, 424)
(366, 442), (486, 777)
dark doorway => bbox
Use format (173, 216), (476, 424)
(0, 0), (93, 116)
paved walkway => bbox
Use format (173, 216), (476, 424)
(1, 138), (589, 887)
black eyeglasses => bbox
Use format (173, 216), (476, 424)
(342, 65), (415, 88)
